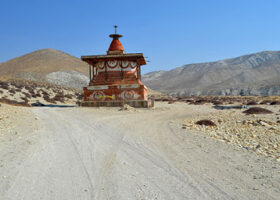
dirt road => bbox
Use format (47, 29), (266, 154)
(1, 103), (279, 199)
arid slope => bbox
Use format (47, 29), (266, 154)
(0, 48), (88, 78)
(0, 49), (89, 89)
(143, 51), (280, 96)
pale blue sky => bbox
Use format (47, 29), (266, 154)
(1, 0), (280, 73)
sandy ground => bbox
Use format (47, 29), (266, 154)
(0, 102), (279, 200)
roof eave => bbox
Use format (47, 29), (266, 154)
(81, 53), (147, 65)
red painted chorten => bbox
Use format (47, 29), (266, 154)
(80, 26), (151, 107)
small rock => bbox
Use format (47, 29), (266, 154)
(255, 144), (261, 149)
(259, 121), (270, 127)
(119, 104), (135, 111)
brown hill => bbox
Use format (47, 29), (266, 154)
(0, 49), (89, 89)
(0, 48), (88, 78)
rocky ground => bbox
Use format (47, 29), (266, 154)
(182, 104), (280, 160)
(0, 79), (82, 106)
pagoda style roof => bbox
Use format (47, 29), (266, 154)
(81, 53), (146, 65)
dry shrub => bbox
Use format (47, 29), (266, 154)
(22, 92), (31, 99)
(35, 92), (41, 97)
(43, 95), (57, 104)
(154, 98), (169, 102)
(186, 100), (195, 104)
(270, 101), (280, 105)
(64, 94), (73, 99)
(8, 88), (16, 94)
(0, 81), (9, 90)
(195, 119), (216, 126)
(76, 93), (84, 100)
(246, 101), (258, 105)
(52, 94), (65, 103)
(260, 100), (272, 105)
(31, 93), (39, 98)
(41, 91), (48, 96)
(20, 97), (29, 103)
(191, 100), (209, 105)
(168, 101), (175, 104)
(24, 85), (32, 92)
(43, 94), (54, 103)
(0, 98), (30, 107)
(47, 99), (57, 104)
(243, 107), (273, 115)
(185, 99), (193, 102)
(211, 100), (223, 105)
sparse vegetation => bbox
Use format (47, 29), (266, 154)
(0, 79), (82, 106)
(270, 101), (280, 105)
(195, 119), (217, 126)
(243, 107), (273, 115)
(154, 96), (280, 107)
(0, 97), (30, 107)
(246, 101), (258, 105)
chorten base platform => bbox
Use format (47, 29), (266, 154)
(80, 84), (154, 108)
(79, 99), (152, 108)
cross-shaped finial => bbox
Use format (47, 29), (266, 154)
(114, 25), (118, 34)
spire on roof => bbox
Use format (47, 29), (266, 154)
(107, 25), (125, 55)
(114, 25), (118, 34)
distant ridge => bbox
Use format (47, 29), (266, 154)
(143, 51), (280, 96)
(0, 49), (89, 89)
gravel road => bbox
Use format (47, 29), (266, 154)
(1, 103), (279, 199)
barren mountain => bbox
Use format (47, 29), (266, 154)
(143, 51), (280, 96)
(0, 49), (89, 89)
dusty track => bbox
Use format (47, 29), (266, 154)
(1, 103), (279, 199)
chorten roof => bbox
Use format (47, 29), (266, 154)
(81, 26), (146, 65)
(81, 53), (146, 65)
(108, 34), (124, 52)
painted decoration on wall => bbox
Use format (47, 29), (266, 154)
(130, 61), (137, 68)
(107, 60), (118, 68)
(96, 61), (105, 69)
(119, 90), (140, 100)
(120, 60), (129, 68)
(95, 60), (138, 74)
(96, 61), (138, 69)
(89, 91), (105, 101)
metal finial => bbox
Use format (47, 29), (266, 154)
(114, 25), (118, 34)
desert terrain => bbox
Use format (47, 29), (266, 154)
(0, 101), (279, 200)
(143, 51), (280, 96)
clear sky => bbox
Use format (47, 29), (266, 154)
(1, 0), (280, 73)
